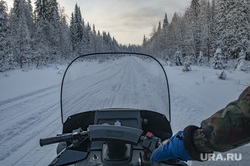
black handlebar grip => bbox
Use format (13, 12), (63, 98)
(40, 134), (72, 147)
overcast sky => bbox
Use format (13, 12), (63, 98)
(5, 0), (191, 45)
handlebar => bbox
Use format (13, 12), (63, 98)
(40, 133), (73, 146)
(40, 125), (161, 152)
(40, 129), (88, 147)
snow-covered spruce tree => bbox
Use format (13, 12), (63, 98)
(174, 51), (183, 66)
(163, 13), (169, 28)
(95, 30), (103, 53)
(183, 55), (192, 72)
(199, 0), (213, 60)
(181, 10), (195, 60)
(159, 13), (169, 58)
(92, 24), (98, 53)
(34, 0), (54, 67)
(235, 50), (247, 71)
(26, 0), (34, 38)
(189, 0), (201, 59)
(197, 51), (205, 66)
(101, 31), (108, 51)
(214, 0), (249, 60)
(83, 22), (92, 53)
(9, 0), (33, 69)
(0, 0), (11, 71)
(218, 71), (227, 80)
(48, 0), (61, 58)
(212, 48), (226, 69)
(183, 63), (192, 72)
(209, 0), (216, 60)
(112, 37), (120, 52)
(106, 32), (113, 51)
(70, 4), (84, 54)
(58, 6), (72, 61)
(166, 13), (184, 59)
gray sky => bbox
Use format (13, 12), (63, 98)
(5, 0), (191, 45)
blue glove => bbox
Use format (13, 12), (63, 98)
(150, 131), (192, 162)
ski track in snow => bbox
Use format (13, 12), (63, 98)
(0, 83), (62, 166)
(0, 58), (250, 166)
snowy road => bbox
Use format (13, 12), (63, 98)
(0, 57), (249, 166)
(62, 56), (170, 122)
(0, 84), (62, 166)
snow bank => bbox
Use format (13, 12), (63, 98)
(0, 65), (66, 102)
(165, 65), (250, 132)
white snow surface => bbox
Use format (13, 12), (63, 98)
(0, 58), (249, 166)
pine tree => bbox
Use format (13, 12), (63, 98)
(70, 4), (84, 54)
(197, 51), (205, 66)
(166, 13), (183, 57)
(34, 0), (42, 22)
(199, 0), (211, 59)
(34, 0), (51, 66)
(96, 30), (103, 52)
(59, 13), (72, 60)
(235, 49), (247, 71)
(174, 51), (183, 66)
(0, 0), (11, 71)
(189, 0), (201, 59)
(26, 0), (34, 38)
(35, 0), (50, 22)
(212, 48), (226, 69)
(92, 24), (97, 52)
(9, 0), (33, 68)
(214, 0), (249, 60)
(157, 21), (161, 33)
(163, 13), (169, 28)
(48, 0), (61, 57)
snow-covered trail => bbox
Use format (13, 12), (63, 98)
(62, 56), (170, 122)
(0, 57), (170, 166)
(0, 57), (249, 166)
(0, 84), (62, 166)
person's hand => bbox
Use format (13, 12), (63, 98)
(150, 131), (192, 162)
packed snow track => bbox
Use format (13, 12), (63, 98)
(0, 85), (61, 166)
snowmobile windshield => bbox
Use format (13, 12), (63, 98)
(61, 53), (171, 123)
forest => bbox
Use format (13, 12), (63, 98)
(0, 0), (249, 72)
(143, 0), (249, 70)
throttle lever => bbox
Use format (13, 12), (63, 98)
(140, 132), (161, 152)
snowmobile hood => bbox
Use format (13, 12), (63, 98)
(60, 52), (171, 123)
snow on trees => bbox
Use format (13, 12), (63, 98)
(0, 0), (125, 71)
(214, 0), (249, 60)
(142, 0), (249, 71)
(163, 13), (169, 28)
(9, 0), (33, 69)
(197, 51), (205, 66)
(1, 0), (249, 72)
(235, 50), (247, 71)
(0, 0), (11, 71)
(218, 71), (227, 80)
(70, 4), (83, 54)
(212, 48), (227, 69)
(174, 51), (183, 66)
(183, 63), (192, 72)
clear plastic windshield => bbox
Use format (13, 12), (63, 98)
(61, 53), (170, 123)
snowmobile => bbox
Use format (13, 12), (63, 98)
(40, 52), (188, 166)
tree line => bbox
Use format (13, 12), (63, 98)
(0, 0), (249, 72)
(0, 0), (140, 72)
(142, 0), (249, 69)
